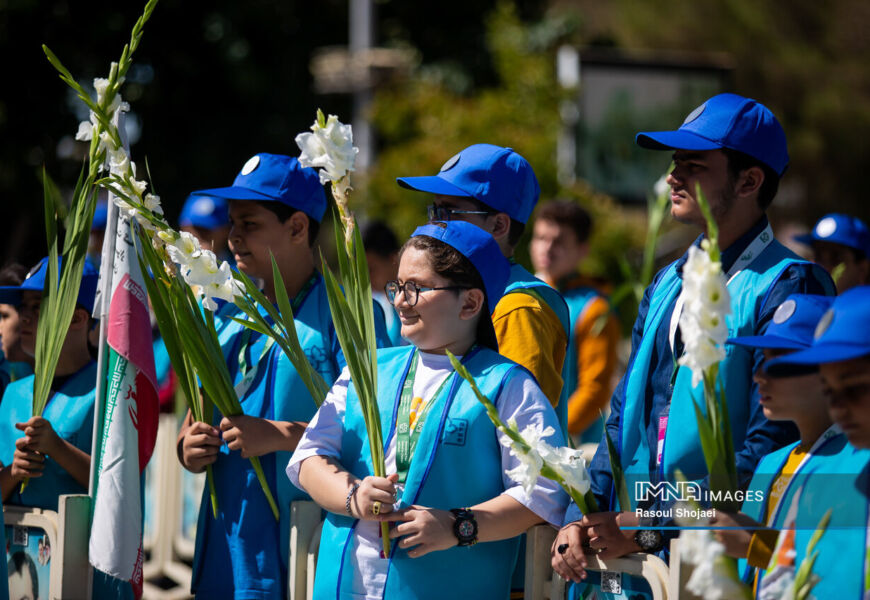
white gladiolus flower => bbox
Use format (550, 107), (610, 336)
(76, 121), (94, 141)
(678, 244), (731, 386)
(295, 113), (359, 186)
(500, 420), (557, 494)
(165, 231), (202, 266)
(144, 193), (164, 216)
(504, 451), (543, 495)
(108, 147), (130, 174)
(542, 445), (591, 495)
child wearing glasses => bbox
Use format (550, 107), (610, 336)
(397, 145), (573, 429)
(287, 221), (569, 599)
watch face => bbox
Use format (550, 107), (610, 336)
(457, 519), (475, 538)
(636, 530), (661, 550)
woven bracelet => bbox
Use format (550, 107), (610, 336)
(345, 482), (360, 516)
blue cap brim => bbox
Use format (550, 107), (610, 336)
(636, 130), (723, 152)
(396, 176), (472, 198)
(192, 186), (278, 203)
(727, 335), (808, 350)
(767, 343), (870, 367)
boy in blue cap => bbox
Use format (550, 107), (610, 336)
(178, 192), (232, 262)
(396, 144), (572, 424)
(177, 153), (390, 598)
(744, 286), (870, 598)
(552, 93), (835, 581)
(0, 258), (99, 510)
(794, 213), (870, 292)
(706, 294), (869, 598)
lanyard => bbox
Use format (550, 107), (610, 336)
(395, 350), (452, 484)
(668, 223), (775, 356)
(234, 272), (318, 398)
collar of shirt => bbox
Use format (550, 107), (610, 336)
(675, 216), (770, 279)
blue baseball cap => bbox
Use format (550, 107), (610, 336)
(193, 153), (327, 222)
(179, 194), (229, 230)
(793, 214), (870, 256)
(397, 144), (541, 224)
(766, 286), (870, 369)
(410, 221), (510, 314)
(0, 257), (99, 313)
(92, 202), (108, 231)
(636, 93), (789, 176)
(728, 294), (834, 350)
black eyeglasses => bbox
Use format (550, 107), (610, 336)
(384, 280), (469, 306)
(427, 204), (491, 222)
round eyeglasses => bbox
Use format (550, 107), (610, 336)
(384, 280), (470, 306)
(427, 204), (492, 222)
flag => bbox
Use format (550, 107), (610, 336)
(89, 196), (159, 597)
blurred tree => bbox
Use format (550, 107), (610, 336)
(552, 0), (870, 224)
(361, 2), (647, 331)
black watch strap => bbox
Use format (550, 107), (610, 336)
(449, 508), (478, 546)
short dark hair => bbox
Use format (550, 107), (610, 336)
(534, 201), (592, 243)
(465, 197), (526, 248)
(362, 221), (399, 258)
(254, 201), (320, 246)
(721, 148), (780, 211)
(0, 263), (26, 287)
(8, 551), (38, 598)
(400, 231), (498, 351)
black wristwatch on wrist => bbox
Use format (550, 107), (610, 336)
(633, 529), (664, 553)
(449, 508), (478, 546)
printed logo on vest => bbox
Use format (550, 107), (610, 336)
(442, 418), (467, 446)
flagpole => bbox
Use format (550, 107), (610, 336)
(88, 111), (126, 499)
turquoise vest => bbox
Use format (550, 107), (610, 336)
(504, 263), (571, 430)
(191, 276), (341, 587)
(315, 345), (524, 600)
(742, 432), (870, 599)
(561, 285), (604, 443)
(619, 241), (820, 492)
(0, 362), (96, 510)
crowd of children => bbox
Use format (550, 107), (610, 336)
(0, 91), (867, 600)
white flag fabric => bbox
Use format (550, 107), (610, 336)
(89, 199), (158, 597)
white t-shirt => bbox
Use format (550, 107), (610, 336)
(286, 351), (568, 600)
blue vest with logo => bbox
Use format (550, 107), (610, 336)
(619, 240), (817, 493)
(504, 263), (571, 429)
(191, 275), (342, 596)
(741, 431), (870, 599)
(314, 345), (525, 600)
(0, 362), (96, 510)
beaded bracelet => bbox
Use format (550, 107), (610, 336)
(345, 482), (360, 516)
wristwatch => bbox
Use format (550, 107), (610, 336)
(449, 508), (478, 546)
(633, 529), (664, 553)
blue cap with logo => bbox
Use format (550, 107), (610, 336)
(728, 294), (834, 350)
(411, 221), (510, 314)
(397, 144), (541, 224)
(0, 257), (100, 313)
(636, 93), (789, 176)
(179, 194), (230, 230)
(766, 286), (870, 369)
(194, 153), (327, 222)
(793, 213), (870, 256)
